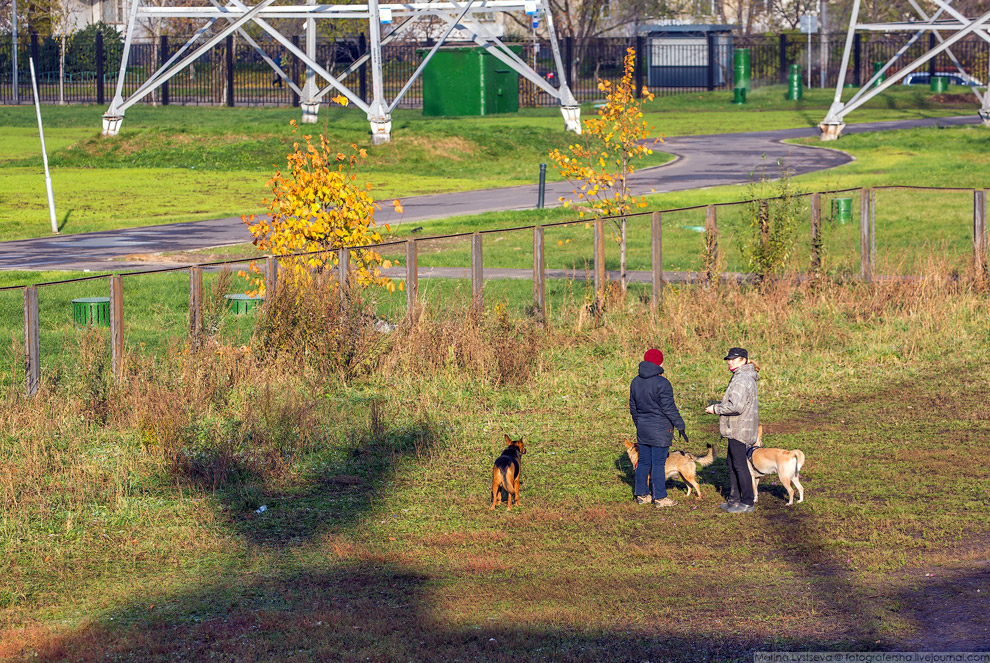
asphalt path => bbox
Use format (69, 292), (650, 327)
(0, 114), (978, 272)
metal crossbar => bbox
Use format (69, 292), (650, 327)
(820, 0), (990, 139)
(101, 0), (581, 142)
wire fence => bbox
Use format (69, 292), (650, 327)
(5, 31), (985, 108)
(0, 185), (985, 396)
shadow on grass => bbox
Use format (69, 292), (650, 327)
(176, 402), (449, 547)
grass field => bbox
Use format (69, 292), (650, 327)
(1, 269), (988, 661)
(0, 84), (980, 240)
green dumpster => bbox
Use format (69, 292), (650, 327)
(421, 47), (521, 116)
(872, 61), (886, 87)
(786, 64), (803, 100)
(732, 87), (747, 104)
(733, 48), (751, 92)
(226, 293), (263, 314)
(72, 297), (110, 327)
(930, 76), (948, 92)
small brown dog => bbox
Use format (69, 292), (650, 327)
(749, 426), (806, 505)
(491, 435), (526, 510)
(623, 440), (715, 498)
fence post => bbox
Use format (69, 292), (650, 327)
(853, 32), (862, 86)
(96, 30), (105, 105)
(705, 204), (719, 284)
(291, 35), (300, 107)
(338, 247), (349, 299)
(225, 34), (234, 107)
(635, 35), (645, 97)
(160, 35), (170, 106)
(23, 286), (39, 396)
(565, 36), (573, 85)
(651, 211), (663, 310)
(779, 33), (788, 84)
(189, 266), (202, 348)
(533, 226), (545, 320)
(860, 188), (874, 282)
(929, 33), (936, 78)
(810, 192), (822, 273)
(406, 239), (418, 318)
(31, 33), (39, 86)
(706, 33), (716, 91)
(265, 256), (278, 301)
(471, 232), (483, 312)
(359, 32), (368, 103)
(109, 275), (124, 380)
(975, 189), (988, 284)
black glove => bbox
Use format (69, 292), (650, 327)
(678, 429), (689, 444)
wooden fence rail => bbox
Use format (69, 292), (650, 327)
(11, 185), (988, 396)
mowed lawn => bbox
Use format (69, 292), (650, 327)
(0, 84), (980, 240)
(0, 274), (988, 661)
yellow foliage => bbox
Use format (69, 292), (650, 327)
(241, 123), (397, 295)
(547, 47), (658, 221)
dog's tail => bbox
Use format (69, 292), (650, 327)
(694, 443), (716, 468)
(498, 465), (513, 493)
(791, 450), (805, 476)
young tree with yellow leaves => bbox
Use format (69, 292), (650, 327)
(548, 47), (657, 292)
(241, 102), (402, 297)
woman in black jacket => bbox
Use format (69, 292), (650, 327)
(629, 349), (687, 509)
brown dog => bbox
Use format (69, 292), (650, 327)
(623, 440), (715, 498)
(491, 435), (526, 510)
(749, 425), (806, 505)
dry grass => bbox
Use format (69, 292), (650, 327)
(1, 262), (988, 661)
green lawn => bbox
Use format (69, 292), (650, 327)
(0, 84), (980, 240)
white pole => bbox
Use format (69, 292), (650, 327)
(11, 0), (18, 104)
(29, 57), (59, 235)
(807, 31), (812, 88)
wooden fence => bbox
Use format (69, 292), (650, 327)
(7, 185), (988, 396)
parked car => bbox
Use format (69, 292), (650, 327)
(901, 71), (983, 86)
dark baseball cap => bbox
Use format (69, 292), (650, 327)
(723, 347), (748, 360)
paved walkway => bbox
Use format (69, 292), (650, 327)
(0, 114), (978, 272)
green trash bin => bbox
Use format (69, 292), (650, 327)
(732, 87), (747, 104)
(733, 48), (751, 92)
(72, 297), (111, 327)
(786, 64), (803, 100)
(930, 76), (948, 92)
(831, 198), (853, 224)
(872, 62), (886, 87)
(226, 293), (263, 314)
(421, 47), (521, 116)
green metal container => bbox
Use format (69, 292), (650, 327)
(786, 64), (803, 100)
(226, 293), (263, 314)
(831, 197), (853, 224)
(72, 297), (110, 327)
(733, 48), (751, 92)
(872, 61), (886, 87)
(732, 86), (747, 104)
(930, 76), (948, 92)
(421, 47), (520, 117)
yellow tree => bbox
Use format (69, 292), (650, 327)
(241, 105), (401, 296)
(548, 47), (657, 291)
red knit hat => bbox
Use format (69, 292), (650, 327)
(644, 349), (664, 366)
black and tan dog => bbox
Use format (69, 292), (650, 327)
(623, 440), (715, 499)
(749, 426), (806, 505)
(491, 435), (526, 510)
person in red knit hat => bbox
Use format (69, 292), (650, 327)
(629, 348), (687, 508)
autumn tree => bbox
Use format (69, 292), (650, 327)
(548, 47), (656, 292)
(241, 106), (401, 297)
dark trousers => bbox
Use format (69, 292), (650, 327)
(634, 444), (669, 501)
(726, 438), (755, 506)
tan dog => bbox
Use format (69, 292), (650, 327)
(749, 425), (805, 505)
(491, 435), (526, 510)
(623, 440), (715, 498)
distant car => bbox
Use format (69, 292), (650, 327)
(901, 71), (983, 86)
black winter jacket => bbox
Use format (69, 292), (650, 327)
(629, 362), (685, 447)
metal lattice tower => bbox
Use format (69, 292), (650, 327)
(819, 0), (990, 140)
(102, 0), (582, 142)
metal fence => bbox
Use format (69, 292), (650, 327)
(8, 30), (984, 108)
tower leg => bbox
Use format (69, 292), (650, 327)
(818, 121), (845, 141)
(369, 114), (392, 144)
(561, 105), (581, 134)
(300, 0), (319, 123)
(102, 114), (124, 136)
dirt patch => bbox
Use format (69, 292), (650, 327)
(930, 93), (974, 105)
(397, 135), (477, 161)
